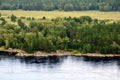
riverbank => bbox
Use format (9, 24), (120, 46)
(16, 51), (71, 57)
(73, 53), (120, 57)
(16, 51), (120, 58)
(1, 48), (120, 58)
(0, 48), (71, 57)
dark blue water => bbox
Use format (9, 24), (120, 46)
(0, 55), (120, 80)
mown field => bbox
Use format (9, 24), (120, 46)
(0, 10), (120, 20)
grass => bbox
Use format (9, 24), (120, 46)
(0, 46), (5, 51)
(0, 10), (120, 20)
(72, 50), (81, 54)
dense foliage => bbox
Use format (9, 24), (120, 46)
(0, 14), (120, 54)
(0, 0), (120, 11)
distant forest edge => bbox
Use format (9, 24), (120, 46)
(0, 0), (120, 11)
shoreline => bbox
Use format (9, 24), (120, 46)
(72, 53), (120, 57)
(1, 49), (120, 58)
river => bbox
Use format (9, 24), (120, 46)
(0, 55), (120, 80)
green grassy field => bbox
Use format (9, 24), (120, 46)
(0, 10), (120, 20)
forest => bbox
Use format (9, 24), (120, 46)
(0, 13), (120, 54)
(0, 0), (120, 11)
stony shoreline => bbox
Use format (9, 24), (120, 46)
(16, 51), (72, 57)
(1, 48), (120, 58)
(72, 53), (120, 57)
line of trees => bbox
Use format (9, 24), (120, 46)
(0, 0), (120, 11)
(0, 14), (120, 54)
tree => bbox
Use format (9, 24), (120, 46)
(11, 14), (17, 22)
(0, 13), (1, 17)
(17, 19), (25, 29)
(0, 0), (119, 11)
(103, 5), (112, 11)
(0, 38), (5, 47)
(0, 3), (13, 10)
(42, 16), (46, 20)
(1, 19), (7, 25)
(0, 17), (7, 25)
(118, 6), (120, 11)
(79, 16), (92, 24)
(64, 3), (74, 11)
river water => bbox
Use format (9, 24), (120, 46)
(0, 55), (120, 80)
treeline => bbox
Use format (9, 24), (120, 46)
(0, 0), (120, 11)
(0, 15), (120, 54)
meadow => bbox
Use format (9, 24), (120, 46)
(0, 10), (120, 20)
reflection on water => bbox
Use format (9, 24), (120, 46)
(0, 54), (120, 80)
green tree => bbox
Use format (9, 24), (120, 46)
(103, 5), (112, 11)
(0, 3), (13, 10)
(0, 13), (1, 17)
(64, 3), (74, 11)
(11, 14), (17, 22)
(17, 19), (25, 29)
(0, 18), (7, 25)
